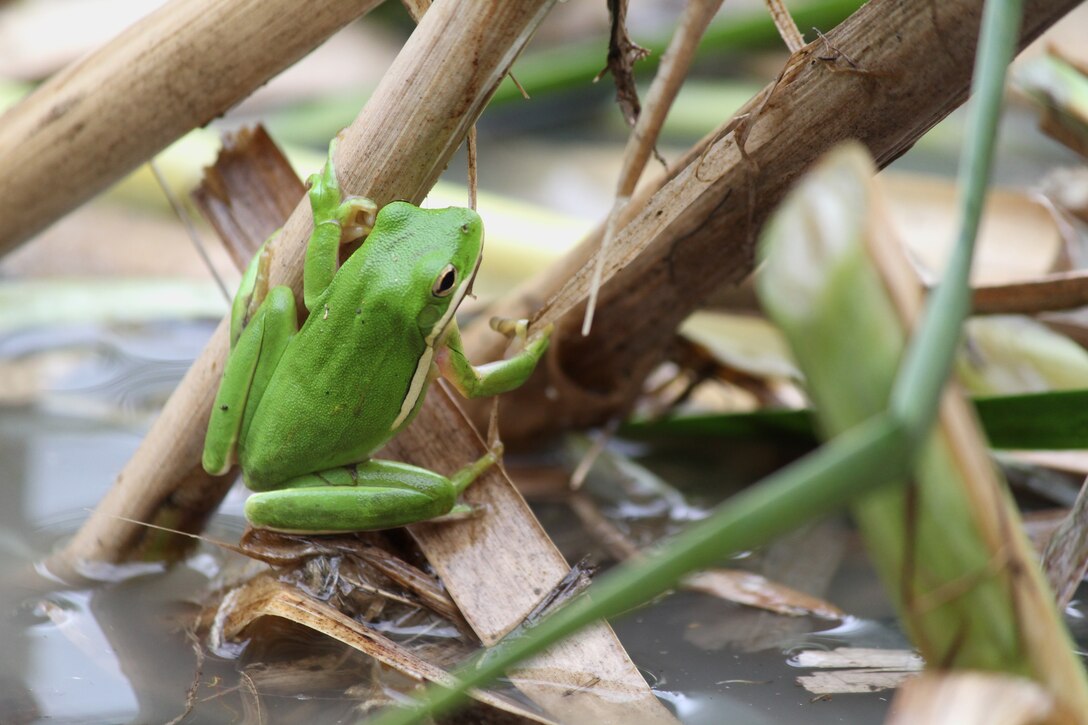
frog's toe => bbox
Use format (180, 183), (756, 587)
(338, 197), (378, 243)
(489, 317), (530, 342)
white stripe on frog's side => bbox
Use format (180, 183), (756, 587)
(389, 257), (479, 431)
(390, 346), (434, 431)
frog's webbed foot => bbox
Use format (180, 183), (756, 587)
(336, 196), (377, 245)
(230, 238), (277, 349)
(437, 318), (551, 399)
(302, 139), (378, 309)
(490, 317), (553, 350)
(427, 503), (484, 523)
(306, 138), (376, 245)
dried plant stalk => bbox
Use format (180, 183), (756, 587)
(462, 0), (1082, 441)
(0, 0), (382, 256)
(764, 0), (805, 52)
(971, 270), (1088, 314)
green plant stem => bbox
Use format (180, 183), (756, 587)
(368, 414), (907, 725)
(889, 1), (1022, 439)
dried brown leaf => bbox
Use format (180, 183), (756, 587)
(685, 570), (844, 620)
(192, 126), (306, 269)
(212, 574), (558, 724)
(597, 0), (649, 127)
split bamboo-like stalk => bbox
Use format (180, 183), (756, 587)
(0, 0), (383, 256)
(460, 0), (1082, 441)
(757, 144), (1088, 715)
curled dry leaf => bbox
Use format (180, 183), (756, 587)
(208, 574), (558, 724)
(239, 528), (467, 627)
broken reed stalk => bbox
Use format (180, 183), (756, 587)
(46, 0), (557, 581)
(757, 145), (1088, 715)
(764, 0), (805, 52)
(461, 0), (1082, 442)
(0, 0), (383, 257)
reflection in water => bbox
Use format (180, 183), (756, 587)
(0, 321), (220, 722)
(3, 321), (1085, 723)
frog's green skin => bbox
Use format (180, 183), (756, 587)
(202, 143), (550, 534)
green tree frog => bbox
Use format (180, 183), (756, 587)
(202, 142), (551, 534)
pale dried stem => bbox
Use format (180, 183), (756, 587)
(583, 0), (726, 335)
(0, 0), (383, 257)
(462, 0), (1082, 442)
(765, 0), (805, 52)
(467, 126), (479, 210)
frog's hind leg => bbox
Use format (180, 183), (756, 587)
(243, 454), (498, 534)
(202, 285), (297, 476)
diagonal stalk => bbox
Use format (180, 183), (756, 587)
(889, 1), (1023, 438)
(368, 415), (909, 725)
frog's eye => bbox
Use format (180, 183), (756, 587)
(432, 264), (458, 297)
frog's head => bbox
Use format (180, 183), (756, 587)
(371, 202), (483, 344)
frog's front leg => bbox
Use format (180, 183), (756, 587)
(243, 453), (499, 533)
(203, 285), (298, 476)
(303, 140), (377, 311)
(436, 318), (553, 399)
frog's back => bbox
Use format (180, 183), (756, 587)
(237, 202), (481, 490)
(239, 295), (428, 488)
